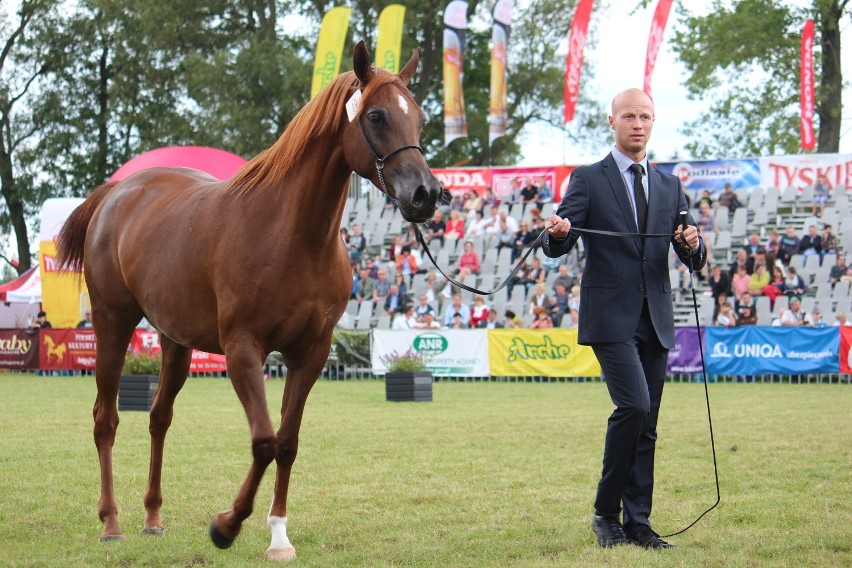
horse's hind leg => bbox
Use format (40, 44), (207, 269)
(266, 344), (327, 561)
(92, 310), (139, 541)
(142, 335), (192, 536)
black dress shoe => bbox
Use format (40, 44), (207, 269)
(591, 515), (628, 547)
(627, 526), (674, 549)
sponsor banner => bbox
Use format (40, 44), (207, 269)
(130, 330), (227, 373)
(39, 198), (88, 329)
(563, 0), (594, 123)
(800, 19), (815, 151)
(705, 326), (838, 376)
(643, 0), (673, 100)
(376, 4), (406, 74)
(0, 329), (39, 369)
(839, 327), (852, 373)
(488, 329), (599, 377)
(40, 329), (97, 371)
(488, 0), (512, 143)
(443, 1), (469, 144)
(433, 165), (573, 202)
(655, 158), (760, 193)
(311, 6), (351, 99)
(759, 153), (852, 191)
(372, 329), (489, 376)
(667, 326), (704, 374)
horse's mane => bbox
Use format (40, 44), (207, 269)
(226, 68), (399, 195)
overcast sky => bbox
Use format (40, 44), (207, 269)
(519, 2), (852, 166)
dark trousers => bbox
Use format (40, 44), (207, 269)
(591, 300), (668, 531)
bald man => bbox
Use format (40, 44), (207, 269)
(543, 89), (705, 549)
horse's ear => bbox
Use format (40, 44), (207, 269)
(398, 47), (420, 86)
(353, 40), (374, 85)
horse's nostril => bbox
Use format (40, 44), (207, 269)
(412, 185), (427, 207)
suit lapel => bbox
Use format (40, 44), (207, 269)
(602, 153), (642, 253)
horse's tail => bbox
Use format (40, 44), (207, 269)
(56, 182), (118, 273)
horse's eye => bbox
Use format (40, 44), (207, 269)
(367, 111), (385, 125)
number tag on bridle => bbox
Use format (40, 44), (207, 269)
(345, 90), (362, 122)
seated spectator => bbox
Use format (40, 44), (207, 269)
(495, 215), (517, 256)
(743, 233), (763, 260)
(735, 304), (757, 326)
(779, 296), (806, 326)
(747, 264), (769, 296)
(443, 294), (471, 327)
(413, 312), (442, 329)
(447, 312), (468, 329)
(829, 255), (847, 288)
(798, 225), (822, 259)
(395, 246), (418, 287)
(77, 311), (94, 328)
(445, 209), (466, 241)
(347, 224), (367, 263)
(392, 305), (418, 330)
(778, 226), (800, 265)
(716, 183), (742, 212)
(729, 249), (754, 278)
(455, 240), (481, 276)
(783, 266), (807, 297)
(426, 210), (446, 244)
(529, 306), (554, 328)
(512, 221), (537, 262)
(821, 224), (838, 261)
(414, 294), (435, 322)
(812, 173), (831, 217)
(384, 283), (410, 316)
(696, 201), (715, 234)
(549, 282), (570, 326)
(526, 256), (546, 288)
(762, 266), (787, 310)
(31, 310), (52, 329)
(387, 234), (403, 262)
(465, 209), (486, 237)
(551, 264), (574, 293)
(478, 308), (504, 329)
(697, 189), (713, 209)
(764, 229), (781, 254)
(462, 190), (482, 215)
(528, 282), (551, 315)
(834, 312), (852, 327)
(504, 309), (524, 328)
(469, 296), (490, 328)
(713, 296), (737, 327)
(372, 269), (392, 307)
(807, 308), (828, 327)
(518, 177), (541, 209)
(735, 291), (756, 316)
(354, 268), (374, 304)
(708, 265), (731, 299)
(731, 265), (751, 302)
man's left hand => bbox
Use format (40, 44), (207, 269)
(675, 225), (699, 251)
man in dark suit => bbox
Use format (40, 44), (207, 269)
(543, 89), (705, 550)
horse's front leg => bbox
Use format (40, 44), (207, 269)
(142, 336), (192, 535)
(209, 342), (276, 549)
(266, 346), (326, 561)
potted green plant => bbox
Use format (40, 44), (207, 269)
(119, 350), (161, 411)
(381, 348), (432, 402)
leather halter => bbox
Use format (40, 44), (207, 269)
(357, 114), (422, 196)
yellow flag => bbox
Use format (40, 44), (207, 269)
(376, 5), (406, 73)
(311, 6), (352, 99)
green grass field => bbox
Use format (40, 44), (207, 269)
(1, 374), (850, 567)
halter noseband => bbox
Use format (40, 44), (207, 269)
(357, 114), (423, 196)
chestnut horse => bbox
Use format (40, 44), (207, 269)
(56, 41), (440, 560)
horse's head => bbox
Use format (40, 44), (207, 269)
(344, 41), (442, 223)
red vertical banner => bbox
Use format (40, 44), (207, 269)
(643, 0), (673, 99)
(563, 0), (594, 124)
(800, 18), (815, 150)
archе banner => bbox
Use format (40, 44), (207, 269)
(705, 326), (838, 376)
(800, 18), (815, 151)
(488, 329), (599, 377)
(443, 1), (469, 145)
(311, 6), (352, 99)
(563, 0), (594, 124)
(376, 5), (406, 73)
(488, 0), (513, 144)
(643, 0), (673, 100)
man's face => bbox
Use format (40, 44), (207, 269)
(609, 89), (655, 157)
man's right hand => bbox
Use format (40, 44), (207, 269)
(547, 215), (571, 239)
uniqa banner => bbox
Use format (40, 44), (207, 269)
(376, 4), (406, 73)
(666, 326), (704, 374)
(372, 329), (489, 376)
(311, 6), (351, 99)
(443, 0), (469, 145)
(488, 0), (512, 144)
(759, 153), (852, 191)
(488, 329), (599, 377)
(654, 158), (760, 193)
(705, 326), (838, 376)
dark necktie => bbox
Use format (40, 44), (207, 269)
(629, 163), (647, 232)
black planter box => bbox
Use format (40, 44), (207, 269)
(118, 374), (159, 411)
(385, 371), (433, 402)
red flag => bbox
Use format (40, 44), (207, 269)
(563, 0), (594, 124)
(800, 18), (815, 150)
(643, 0), (673, 99)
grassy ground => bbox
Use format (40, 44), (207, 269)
(0, 374), (849, 567)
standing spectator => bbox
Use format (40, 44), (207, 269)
(829, 255), (848, 288)
(529, 305), (554, 328)
(798, 225), (822, 259)
(347, 224), (367, 263)
(716, 183), (742, 212)
(778, 226), (800, 265)
(812, 173), (831, 217)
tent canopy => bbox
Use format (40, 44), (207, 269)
(0, 266), (41, 303)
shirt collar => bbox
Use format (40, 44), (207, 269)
(612, 146), (649, 175)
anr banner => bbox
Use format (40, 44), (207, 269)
(705, 326), (838, 376)
(488, 329), (599, 377)
(372, 329), (489, 376)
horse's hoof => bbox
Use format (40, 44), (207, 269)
(141, 527), (164, 536)
(266, 547), (297, 561)
(99, 534), (125, 542)
(209, 518), (235, 549)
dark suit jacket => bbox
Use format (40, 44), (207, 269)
(542, 153), (705, 348)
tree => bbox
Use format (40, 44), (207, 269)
(670, 0), (848, 158)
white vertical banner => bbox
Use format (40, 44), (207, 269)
(371, 330), (490, 377)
